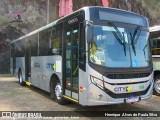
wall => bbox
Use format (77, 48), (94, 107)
(0, 0), (160, 73)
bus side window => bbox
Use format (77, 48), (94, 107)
(151, 38), (160, 55)
(51, 28), (62, 55)
(151, 39), (156, 55)
(30, 34), (38, 56)
(39, 30), (49, 56)
(150, 39), (154, 49)
(15, 40), (25, 57)
(157, 39), (160, 55)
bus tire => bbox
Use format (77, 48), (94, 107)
(50, 80), (55, 100)
(51, 80), (68, 105)
(18, 71), (25, 86)
(153, 75), (160, 96)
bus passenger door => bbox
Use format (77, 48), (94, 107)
(25, 40), (31, 82)
(64, 25), (79, 101)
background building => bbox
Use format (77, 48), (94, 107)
(0, 0), (159, 73)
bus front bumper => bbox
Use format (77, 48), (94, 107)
(86, 80), (153, 106)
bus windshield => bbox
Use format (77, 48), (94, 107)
(89, 24), (151, 68)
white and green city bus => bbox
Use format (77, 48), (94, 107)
(10, 6), (153, 106)
(149, 26), (160, 96)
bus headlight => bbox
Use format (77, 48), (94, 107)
(90, 76), (104, 89)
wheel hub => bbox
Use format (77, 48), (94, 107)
(155, 80), (160, 94)
(19, 75), (22, 83)
(55, 84), (62, 100)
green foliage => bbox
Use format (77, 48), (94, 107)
(0, 74), (13, 77)
(0, 16), (10, 27)
(141, 0), (160, 16)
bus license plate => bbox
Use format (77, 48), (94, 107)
(126, 97), (139, 103)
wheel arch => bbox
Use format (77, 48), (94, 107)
(154, 70), (160, 79)
(49, 73), (61, 90)
(153, 70), (160, 95)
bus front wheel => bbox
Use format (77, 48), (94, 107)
(154, 76), (160, 96)
(50, 80), (68, 105)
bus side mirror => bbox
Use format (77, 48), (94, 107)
(84, 20), (94, 44)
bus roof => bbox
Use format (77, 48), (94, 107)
(149, 26), (160, 32)
(12, 6), (147, 43)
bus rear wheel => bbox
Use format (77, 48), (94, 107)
(18, 71), (25, 86)
(154, 76), (160, 96)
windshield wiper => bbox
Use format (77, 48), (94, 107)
(133, 26), (142, 44)
(112, 31), (126, 56)
(108, 21), (126, 56)
(130, 26), (142, 56)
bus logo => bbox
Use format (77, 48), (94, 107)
(46, 63), (56, 70)
(34, 63), (40, 68)
(68, 18), (78, 24)
(114, 86), (131, 92)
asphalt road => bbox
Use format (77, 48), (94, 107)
(0, 77), (159, 120)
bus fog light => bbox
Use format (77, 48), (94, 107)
(90, 76), (104, 89)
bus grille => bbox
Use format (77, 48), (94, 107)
(104, 84), (150, 99)
(106, 73), (150, 79)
